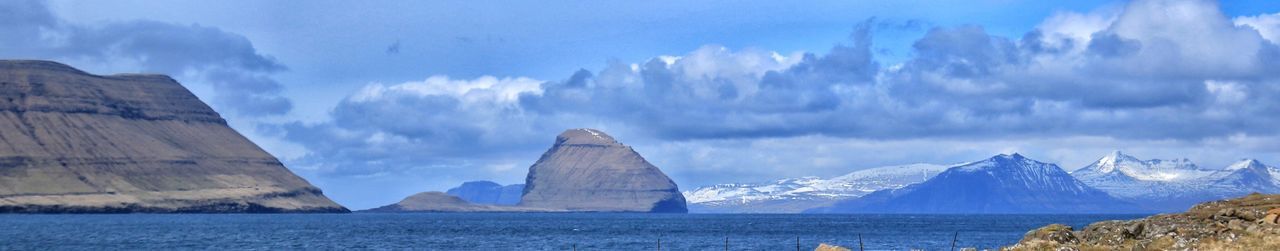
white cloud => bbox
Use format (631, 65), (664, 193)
(1235, 12), (1280, 44)
(351, 76), (543, 106)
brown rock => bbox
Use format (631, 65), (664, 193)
(1262, 214), (1279, 225)
(0, 60), (346, 213)
(1009, 194), (1280, 250)
(1020, 224), (1079, 245)
(1228, 219), (1246, 231)
(814, 243), (851, 251)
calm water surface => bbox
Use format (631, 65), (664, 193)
(0, 213), (1144, 250)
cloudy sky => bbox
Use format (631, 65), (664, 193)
(5, 0), (1280, 209)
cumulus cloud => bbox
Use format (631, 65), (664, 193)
(0, 0), (292, 117)
(277, 76), (554, 176)
(280, 0), (1280, 185)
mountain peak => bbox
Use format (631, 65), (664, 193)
(1226, 159), (1267, 171)
(525, 128), (686, 212)
(957, 153), (1058, 172)
(995, 153), (1025, 160)
(1094, 150), (1140, 172)
(556, 128), (621, 146)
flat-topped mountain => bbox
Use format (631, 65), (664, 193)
(519, 129), (686, 212)
(808, 153), (1136, 214)
(445, 181), (523, 205)
(0, 60), (346, 213)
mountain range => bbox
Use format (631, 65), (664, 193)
(1072, 151), (1280, 212)
(687, 151), (1280, 213)
(807, 153), (1135, 213)
(682, 163), (947, 213)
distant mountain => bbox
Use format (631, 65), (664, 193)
(1071, 151), (1280, 212)
(1205, 159), (1280, 196)
(445, 181), (524, 205)
(682, 164), (947, 213)
(1073, 151), (1210, 183)
(520, 129), (686, 213)
(372, 129), (687, 213)
(363, 192), (558, 213)
(806, 154), (1138, 214)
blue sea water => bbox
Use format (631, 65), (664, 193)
(0, 213), (1143, 250)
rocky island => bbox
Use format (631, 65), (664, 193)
(366, 128), (687, 213)
(1007, 193), (1280, 250)
(0, 60), (347, 213)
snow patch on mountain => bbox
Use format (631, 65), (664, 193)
(682, 163), (947, 212)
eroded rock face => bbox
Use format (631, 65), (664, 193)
(519, 129), (687, 213)
(0, 60), (347, 213)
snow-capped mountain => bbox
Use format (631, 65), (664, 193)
(1072, 151), (1280, 212)
(682, 163), (947, 213)
(1073, 151), (1212, 183)
(1206, 159), (1280, 194)
(807, 153), (1137, 214)
(1071, 151), (1216, 200)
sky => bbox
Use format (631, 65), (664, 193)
(4, 0), (1280, 209)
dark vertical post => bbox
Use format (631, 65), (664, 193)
(858, 233), (864, 251)
(950, 232), (958, 251)
(795, 236), (800, 251)
(724, 236), (729, 251)
(573, 243), (577, 251)
(657, 237), (661, 251)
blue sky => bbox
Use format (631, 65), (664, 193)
(5, 0), (1280, 209)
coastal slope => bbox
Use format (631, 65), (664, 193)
(1007, 193), (1280, 250)
(0, 60), (347, 213)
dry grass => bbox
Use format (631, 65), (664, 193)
(1199, 232), (1280, 251)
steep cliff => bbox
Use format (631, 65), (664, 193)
(519, 129), (686, 213)
(0, 60), (346, 213)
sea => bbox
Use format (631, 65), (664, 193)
(0, 213), (1144, 250)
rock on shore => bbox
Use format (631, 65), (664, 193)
(0, 60), (347, 213)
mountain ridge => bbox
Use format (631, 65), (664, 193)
(682, 163), (948, 213)
(807, 153), (1140, 214)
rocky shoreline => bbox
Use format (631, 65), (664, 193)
(1007, 193), (1280, 250)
